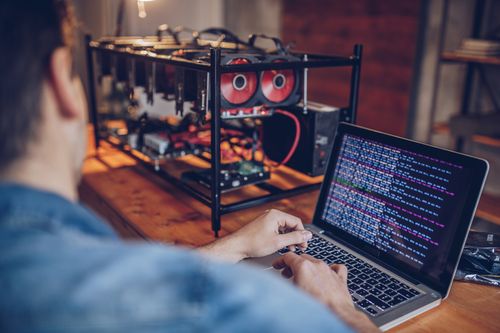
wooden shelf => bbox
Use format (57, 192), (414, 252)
(432, 122), (451, 135)
(432, 122), (500, 148)
(476, 192), (500, 226)
(441, 51), (500, 66)
(470, 135), (500, 147)
(432, 123), (500, 225)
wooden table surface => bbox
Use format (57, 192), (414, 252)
(80, 134), (500, 333)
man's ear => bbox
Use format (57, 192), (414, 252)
(48, 47), (80, 119)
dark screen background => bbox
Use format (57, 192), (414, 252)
(321, 133), (472, 282)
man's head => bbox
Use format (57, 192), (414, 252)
(0, 0), (87, 198)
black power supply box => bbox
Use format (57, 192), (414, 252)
(262, 102), (340, 176)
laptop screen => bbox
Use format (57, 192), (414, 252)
(314, 123), (488, 296)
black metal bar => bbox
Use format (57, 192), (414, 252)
(220, 58), (354, 72)
(347, 44), (363, 124)
(221, 183), (321, 214)
(155, 168), (213, 207)
(477, 65), (500, 112)
(406, 0), (431, 139)
(291, 53), (355, 60)
(89, 42), (355, 72)
(89, 43), (210, 71)
(426, 0), (449, 144)
(210, 48), (222, 237)
(255, 182), (284, 194)
(85, 34), (100, 151)
(456, 0), (485, 151)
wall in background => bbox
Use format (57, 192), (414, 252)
(224, 0), (282, 39)
(74, 0), (224, 37)
(281, 0), (422, 136)
(122, 0), (224, 36)
(73, 0), (120, 113)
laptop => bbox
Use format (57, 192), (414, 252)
(247, 123), (489, 331)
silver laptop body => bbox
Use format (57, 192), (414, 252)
(246, 123), (489, 331)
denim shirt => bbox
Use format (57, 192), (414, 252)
(0, 183), (353, 333)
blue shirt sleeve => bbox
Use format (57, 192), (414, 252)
(206, 259), (354, 333)
(0, 230), (353, 333)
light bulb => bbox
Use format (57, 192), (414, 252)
(137, 0), (154, 18)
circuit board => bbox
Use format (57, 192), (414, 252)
(182, 160), (270, 192)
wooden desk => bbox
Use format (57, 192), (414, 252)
(80, 136), (500, 333)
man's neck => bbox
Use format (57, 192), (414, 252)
(1, 156), (77, 202)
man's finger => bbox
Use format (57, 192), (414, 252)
(280, 266), (293, 279)
(300, 253), (322, 263)
(331, 263), (348, 283)
(270, 209), (305, 231)
(272, 254), (290, 270)
(276, 230), (312, 250)
(298, 242), (308, 251)
(272, 257), (286, 270)
(272, 251), (302, 270)
(272, 254), (294, 279)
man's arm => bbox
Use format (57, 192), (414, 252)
(198, 209), (313, 263)
(273, 252), (381, 333)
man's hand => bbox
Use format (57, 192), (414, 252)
(198, 209), (312, 263)
(231, 209), (312, 258)
(273, 253), (380, 333)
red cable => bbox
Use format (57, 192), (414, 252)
(272, 109), (301, 166)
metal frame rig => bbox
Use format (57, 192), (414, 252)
(86, 33), (363, 237)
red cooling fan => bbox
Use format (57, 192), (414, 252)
(221, 58), (258, 106)
(261, 59), (296, 104)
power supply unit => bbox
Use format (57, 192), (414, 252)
(262, 102), (340, 176)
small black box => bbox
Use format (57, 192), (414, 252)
(262, 102), (340, 176)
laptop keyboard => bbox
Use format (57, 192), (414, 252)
(278, 234), (422, 316)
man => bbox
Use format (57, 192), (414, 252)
(0, 1), (379, 332)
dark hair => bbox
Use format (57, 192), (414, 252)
(0, 0), (76, 171)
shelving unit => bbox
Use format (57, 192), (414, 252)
(433, 122), (500, 148)
(427, 0), (500, 227)
(476, 192), (500, 226)
(441, 51), (500, 66)
(430, 51), (500, 151)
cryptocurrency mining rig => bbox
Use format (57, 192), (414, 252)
(86, 26), (363, 236)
